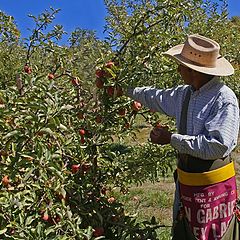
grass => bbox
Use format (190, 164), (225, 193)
(113, 180), (175, 239)
(112, 114), (175, 239)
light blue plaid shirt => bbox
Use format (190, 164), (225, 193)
(127, 77), (239, 160)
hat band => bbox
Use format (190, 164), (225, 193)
(179, 52), (217, 68)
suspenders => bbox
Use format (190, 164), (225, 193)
(179, 88), (191, 135)
(177, 88), (191, 171)
(177, 87), (231, 173)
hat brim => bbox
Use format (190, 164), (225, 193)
(163, 44), (234, 76)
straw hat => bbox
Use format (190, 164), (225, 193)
(163, 34), (234, 76)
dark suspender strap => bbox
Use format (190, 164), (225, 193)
(179, 88), (191, 135)
(178, 87), (231, 173)
(177, 88), (191, 171)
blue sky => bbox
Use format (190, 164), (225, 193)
(0, 0), (108, 42)
(0, 0), (239, 43)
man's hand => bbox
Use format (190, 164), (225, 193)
(150, 125), (172, 145)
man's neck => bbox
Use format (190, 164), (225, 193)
(192, 74), (214, 90)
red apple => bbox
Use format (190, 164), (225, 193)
(82, 163), (91, 172)
(41, 213), (50, 222)
(118, 108), (126, 116)
(95, 115), (102, 124)
(79, 129), (86, 136)
(57, 193), (66, 201)
(101, 187), (107, 195)
(77, 112), (84, 120)
(71, 78), (79, 86)
(71, 164), (80, 174)
(95, 69), (106, 79)
(132, 196), (139, 201)
(95, 78), (104, 89)
(105, 61), (114, 69)
(48, 73), (55, 80)
(2, 175), (9, 186)
(116, 86), (123, 97)
(9, 228), (15, 235)
(106, 86), (114, 96)
(80, 136), (85, 144)
(124, 122), (130, 129)
(54, 215), (61, 223)
(93, 227), (104, 237)
(131, 101), (142, 111)
(23, 65), (32, 74)
(108, 197), (115, 204)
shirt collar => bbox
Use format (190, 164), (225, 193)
(190, 76), (220, 94)
(199, 76), (220, 93)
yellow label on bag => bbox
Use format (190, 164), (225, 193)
(177, 161), (235, 186)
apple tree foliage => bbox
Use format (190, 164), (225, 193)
(0, 1), (239, 239)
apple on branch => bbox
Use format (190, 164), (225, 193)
(131, 101), (142, 111)
(48, 73), (55, 80)
(71, 164), (80, 174)
(95, 78), (104, 89)
(23, 65), (32, 74)
(93, 227), (105, 237)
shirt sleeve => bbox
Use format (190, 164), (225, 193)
(127, 86), (185, 117)
(171, 101), (239, 159)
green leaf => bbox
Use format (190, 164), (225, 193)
(60, 105), (74, 111)
(36, 223), (42, 236)
(0, 228), (7, 234)
(48, 166), (64, 180)
(19, 214), (24, 225)
(3, 130), (19, 140)
(45, 228), (55, 236)
(39, 127), (55, 136)
(59, 123), (68, 131)
(25, 216), (35, 226)
(23, 167), (36, 182)
(67, 209), (72, 220)
(54, 116), (61, 126)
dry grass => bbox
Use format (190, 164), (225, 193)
(118, 181), (174, 225)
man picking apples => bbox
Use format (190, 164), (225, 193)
(126, 34), (239, 240)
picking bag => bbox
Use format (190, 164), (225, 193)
(172, 162), (239, 240)
(172, 209), (240, 240)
